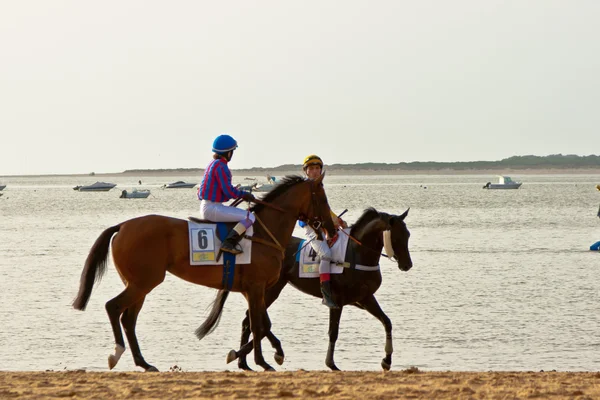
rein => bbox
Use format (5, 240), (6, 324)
(338, 228), (391, 259)
(234, 179), (330, 253)
(245, 214), (285, 254)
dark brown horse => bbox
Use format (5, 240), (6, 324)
(72, 174), (335, 372)
(221, 207), (412, 371)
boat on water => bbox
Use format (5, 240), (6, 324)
(163, 181), (197, 189)
(0, 184), (6, 191)
(483, 176), (522, 190)
(75, 182), (117, 192)
(120, 189), (151, 199)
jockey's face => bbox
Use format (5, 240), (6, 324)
(305, 164), (322, 180)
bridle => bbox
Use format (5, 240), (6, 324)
(298, 179), (328, 236)
(338, 225), (394, 261)
(238, 179), (330, 249)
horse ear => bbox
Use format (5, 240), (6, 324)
(399, 208), (410, 221)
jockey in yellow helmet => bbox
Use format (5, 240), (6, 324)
(300, 154), (347, 309)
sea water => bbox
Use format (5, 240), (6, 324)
(1, 173), (599, 372)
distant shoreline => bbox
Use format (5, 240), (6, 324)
(2, 167), (600, 179)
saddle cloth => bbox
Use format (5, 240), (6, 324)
(297, 229), (351, 278)
(187, 220), (253, 265)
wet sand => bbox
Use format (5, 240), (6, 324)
(2, 370), (600, 399)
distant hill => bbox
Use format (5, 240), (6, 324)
(123, 154), (600, 174)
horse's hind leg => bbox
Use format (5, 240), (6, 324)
(105, 286), (146, 370)
(121, 297), (158, 372)
(358, 295), (393, 371)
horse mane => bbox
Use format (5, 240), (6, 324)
(349, 207), (381, 236)
(249, 175), (306, 213)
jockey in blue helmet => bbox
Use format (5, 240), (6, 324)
(198, 134), (256, 254)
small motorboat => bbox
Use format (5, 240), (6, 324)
(77, 182), (117, 192)
(483, 176), (522, 190)
(120, 189), (151, 199)
(163, 181), (197, 189)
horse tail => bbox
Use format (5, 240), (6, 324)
(72, 224), (121, 311)
(195, 290), (230, 340)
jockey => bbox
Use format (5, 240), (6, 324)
(300, 154), (347, 309)
(198, 134), (256, 255)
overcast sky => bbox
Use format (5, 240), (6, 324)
(1, 1), (599, 175)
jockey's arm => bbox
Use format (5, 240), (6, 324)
(330, 210), (348, 230)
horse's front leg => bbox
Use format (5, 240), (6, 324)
(237, 311), (253, 371)
(237, 279), (287, 370)
(245, 286), (274, 371)
(325, 307), (343, 370)
(358, 295), (393, 371)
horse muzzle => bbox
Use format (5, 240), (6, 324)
(395, 256), (413, 272)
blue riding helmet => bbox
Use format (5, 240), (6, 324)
(212, 134), (238, 154)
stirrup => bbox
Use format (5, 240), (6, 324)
(220, 242), (243, 255)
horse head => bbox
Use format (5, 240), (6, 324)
(298, 172), (336, 238)
(384, 208), (412, 271)
(250, 173), (335, 240)
(354, 208), (412, 271)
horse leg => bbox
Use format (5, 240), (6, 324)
(120, 297), (157, 372)
(246, 286), (273, 371)
(237, 278), (287, 370)
(325, 307), (343, 371)
(236, 311), (253, 371)
(105, 285), (145, 370)
(358, 295), (393, 371)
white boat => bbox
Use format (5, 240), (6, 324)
(0, 184), (6, 191)
(77, 182), (117, 192)
(120, 189), (151, 199)
(483, 176), (522, 190)
(164, 181), (197, 189)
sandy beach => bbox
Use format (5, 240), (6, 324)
(2, 370), (600, 399)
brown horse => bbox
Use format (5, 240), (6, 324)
(72, 174), (335, 372)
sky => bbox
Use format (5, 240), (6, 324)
(1, 1), (599, 176)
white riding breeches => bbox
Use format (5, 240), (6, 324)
(303, 225), (332, 274)
(199, 200), (256, 224)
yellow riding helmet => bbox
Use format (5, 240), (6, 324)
(303, 154), (323, 170)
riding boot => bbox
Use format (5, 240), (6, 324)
(320, 280), (339, 309)
(220, 230), (244, 255)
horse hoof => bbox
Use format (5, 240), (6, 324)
(226, 350), (238, 364)
(108, 355), (118, 370)
(238, 362), (253, 371)
(326, 362), (340, 371)
(274, 353), (285, 365)
(146, 366), (159, 372)
(381, 360), (391, 371)
(264, 364), (275, 372)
